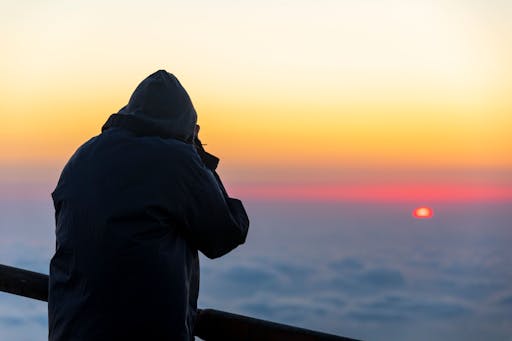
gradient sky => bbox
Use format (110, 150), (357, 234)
(1, 0), (511, 202)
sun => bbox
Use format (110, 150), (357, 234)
(413, 206), (434, 219)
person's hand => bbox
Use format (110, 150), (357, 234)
(193, 124), (200, 143)
(193, 125), (207, 155)
(193, 125), (219, 171)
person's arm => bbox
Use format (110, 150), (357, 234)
(172, 144), (249, 259)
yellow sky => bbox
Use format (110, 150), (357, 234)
(1, 0), (511, 197)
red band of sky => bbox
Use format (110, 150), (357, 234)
(230, 184), (512, 202)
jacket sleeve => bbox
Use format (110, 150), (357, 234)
(171, 146), (249, 259)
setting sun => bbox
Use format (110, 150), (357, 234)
(413, 207), (434, 218)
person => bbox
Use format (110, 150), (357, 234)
(48, 70), (249, 341)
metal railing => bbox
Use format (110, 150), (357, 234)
(0, 263), (359, 340)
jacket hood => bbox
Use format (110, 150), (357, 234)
(102, 70), (197, 141)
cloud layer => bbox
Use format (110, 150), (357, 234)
(1, 200), (511, 340)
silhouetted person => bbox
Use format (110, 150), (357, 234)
(48, 70), (249, 341)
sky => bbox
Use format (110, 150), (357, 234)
(1, 0), (511, 203)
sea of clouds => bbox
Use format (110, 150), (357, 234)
(1, 199), (511, 340)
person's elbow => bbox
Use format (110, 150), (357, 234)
(201, 219), (249, 259)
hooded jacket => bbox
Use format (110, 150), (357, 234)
(48, 70), (249, 341)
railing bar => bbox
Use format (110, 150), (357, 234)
(0, 264), (360, 341)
